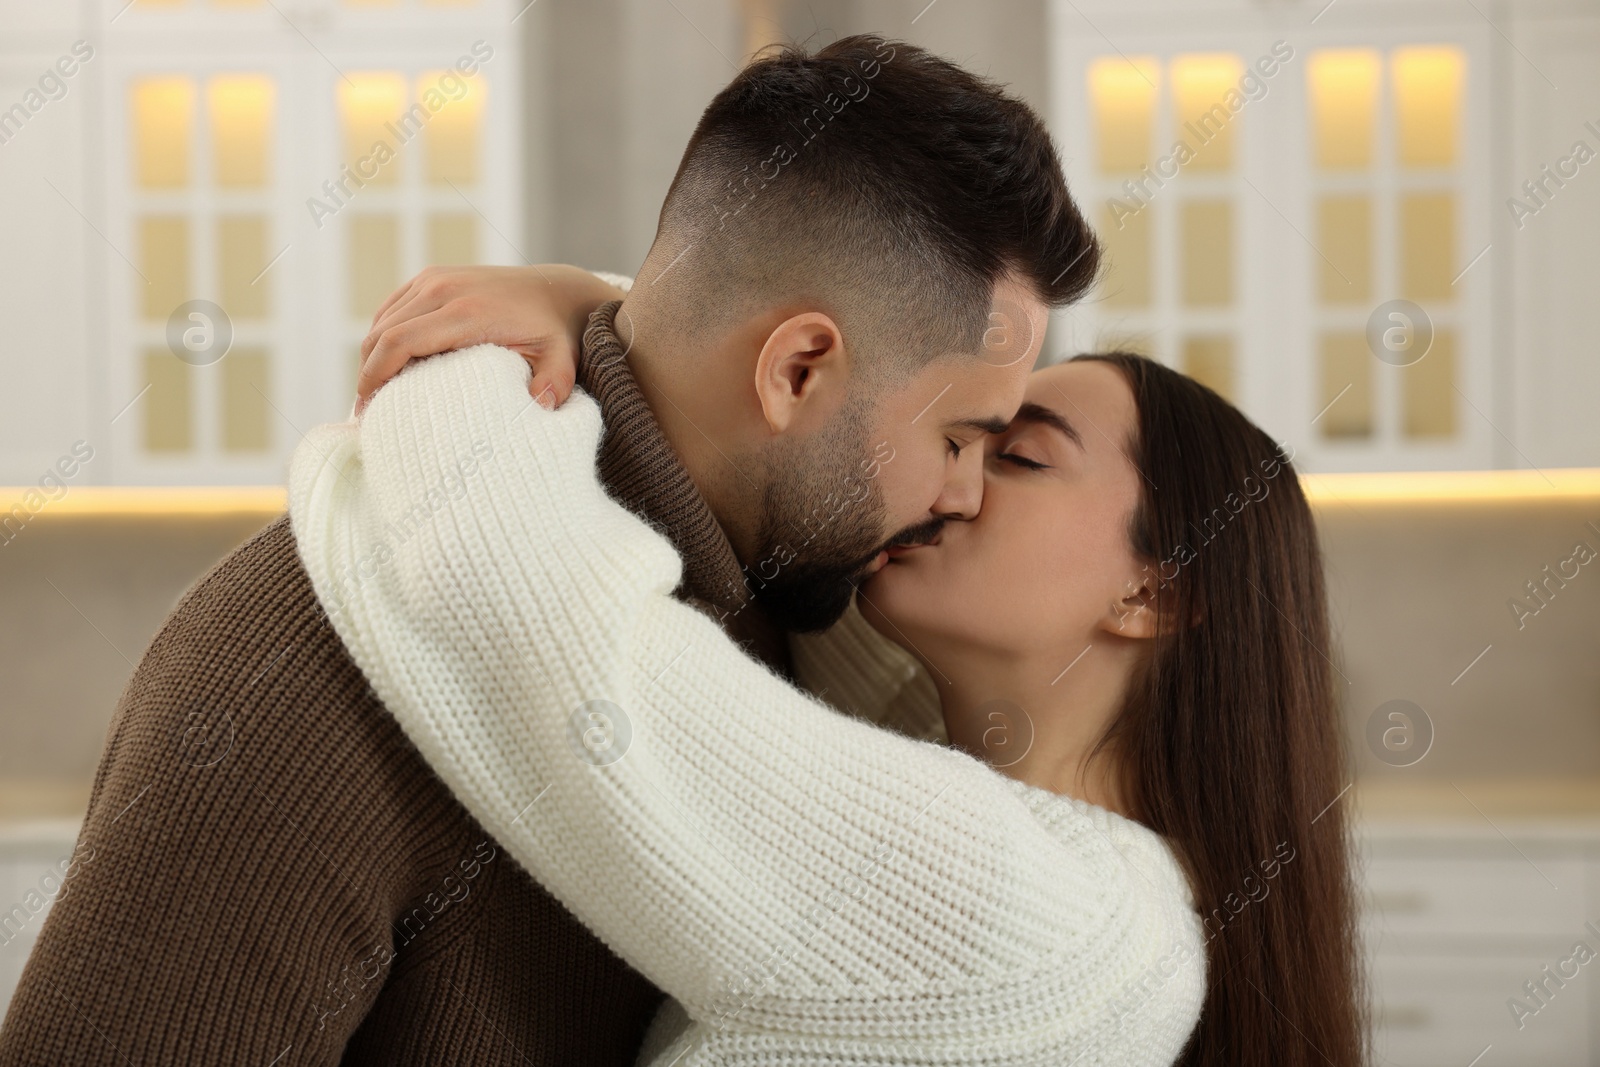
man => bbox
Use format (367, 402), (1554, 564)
(0, 35), (1096, 1065)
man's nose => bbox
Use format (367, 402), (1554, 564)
(933, 445), (984, 520)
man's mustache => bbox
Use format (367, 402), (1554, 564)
(883, 516), (946, 551)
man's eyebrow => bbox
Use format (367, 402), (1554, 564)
(1007, 401), (1083, 448)
(948, 415), (1010, 436)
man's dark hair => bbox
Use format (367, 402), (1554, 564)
(646, 34), (1101, 375)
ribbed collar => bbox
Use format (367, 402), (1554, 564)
(577, 300), (790, 676)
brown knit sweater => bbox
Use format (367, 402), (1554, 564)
(0, 302), (787, 1065)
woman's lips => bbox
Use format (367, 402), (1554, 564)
(865, 536), (940, 576)
(885, 536), (940, 560)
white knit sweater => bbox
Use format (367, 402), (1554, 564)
(287, 345), (1206, 1066)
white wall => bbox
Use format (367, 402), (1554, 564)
(530, 0), (1048, 273)
(534, 0), (742, 275)
(1509, 11), (1600, 470)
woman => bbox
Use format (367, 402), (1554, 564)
(292, 269), (1366, 1065)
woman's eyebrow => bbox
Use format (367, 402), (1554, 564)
(1008, 401), (1083, 448)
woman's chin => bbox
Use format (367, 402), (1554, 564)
(857, 570), (956, 672)
(858, 558), (924, 629)
(858, 556), (898, 597)
(854, 581), (897, 643)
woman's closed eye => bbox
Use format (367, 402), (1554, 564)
(996, 450), (1050, 471)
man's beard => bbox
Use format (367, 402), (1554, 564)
(747, 420), (942, 634)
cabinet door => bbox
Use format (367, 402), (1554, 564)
(1048, 1), (1499, 472)
(103, 49), (302, 485)
(1364, 853), (1589, 944)
(1371, 953), (1590, 1067)
(93, 1), (522, 484)
(1360, 831), (1597, 1066)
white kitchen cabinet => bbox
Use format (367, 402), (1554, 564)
(0, 0), (525, 486)
(1371, 953), (1590, 1066)
(0, 822), (81, 1024)
(1362, 820), (1600, 1065)
(1048, 0), (1598, 474)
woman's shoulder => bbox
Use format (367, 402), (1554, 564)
(998, 775), (1200, 915)
(996, 776), (1207, 1051)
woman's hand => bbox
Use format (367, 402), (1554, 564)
(356, 264), (625, 413)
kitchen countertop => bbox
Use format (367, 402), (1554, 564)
(1353, 777), (1600, 843)
(1355, 777), (1600, 819)
(0, 780), (90, 825)
(7, 776), (1600, 834)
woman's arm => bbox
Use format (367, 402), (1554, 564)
(790, 600), (947, 743)
(357, 262), (946, 739)
(356, 263), (626, 411)
(287, 346), (1088, 1026)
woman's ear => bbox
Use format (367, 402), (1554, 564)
(752, 312), (846, 435)
(1101, 567), (1200, 639)
(1100, 567), (1165, 640)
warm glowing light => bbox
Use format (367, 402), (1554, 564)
(1393, 45), (1465, 168)
(0, 487), (287, 516)
(133, 76), (195, 188)
(1171, 53), (1243, 171)
(208, 74), (274, 187)
(418, 68), (486, 185)
(1307, 49), (1380, 170)
(13, 471), (1593, 519)
(1301, 468), (1600, 505)
(1089, 56), (1159, 174)
(338, 72), (408, 186)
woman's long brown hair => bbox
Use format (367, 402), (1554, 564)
(1074, 352), (1367, 1066)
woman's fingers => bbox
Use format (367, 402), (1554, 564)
(362, 284), (448, 362)
(367, 267), (434, 331)
(525, 346), (576, 410)
(357, 304), (489, 403)
(363, 267), (472, 360)
(355, 264), (588, 412)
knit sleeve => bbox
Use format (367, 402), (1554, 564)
(789, 598), (947, 744)
(287, 346), (1093, 1026)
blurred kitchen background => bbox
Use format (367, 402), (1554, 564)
(1, 0), (1598, 1061)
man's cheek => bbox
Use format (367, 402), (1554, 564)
(874, 453), (940, 522)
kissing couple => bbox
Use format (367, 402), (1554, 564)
(0, 34), (1363, 1067)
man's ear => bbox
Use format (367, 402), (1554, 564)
(752, 312), (847, 435)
